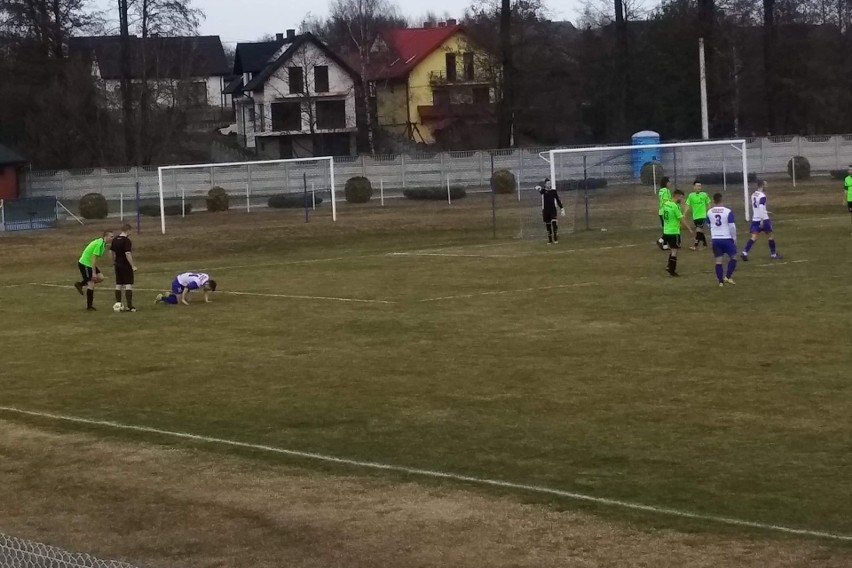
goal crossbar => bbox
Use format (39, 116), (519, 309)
(542, 139), (752, 221)
(156, 156), (336, 234)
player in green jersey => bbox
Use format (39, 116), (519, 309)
(844, 165), (852, 230)
(661, 189), (694, 277)
(74, 230), (114, 310)
(684, 180), (711, 250)
(656, 176), (673, 250)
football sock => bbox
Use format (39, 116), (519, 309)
(86, 289), (94, 308)
(743, 239), (755, 254)
(667, 255), (677, 273)
(545, 222), (553, 242)
(769, 239), (777, 255)
(126, 290), (133, 308)
(727, 259), (737, 278)
(552, 221), (558, 241)
(115, 289), (122, 303)
(715, 264), (724, 282)
(698, 232), (707, 246)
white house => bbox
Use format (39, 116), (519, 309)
(70, 35), (232, 109)
(225, 31), (359, 158)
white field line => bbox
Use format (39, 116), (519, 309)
(755, 260), (810, 268)
(0, 283), (25, 289)
(389, 244), (639, 259)
(419, 282), (597, 302)
(31, 283), (395, 305)
(0, 406), (850, 543)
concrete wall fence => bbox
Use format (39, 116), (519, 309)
(22, 135), (852, 202)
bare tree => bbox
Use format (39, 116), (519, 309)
(325, 0), (404, 154)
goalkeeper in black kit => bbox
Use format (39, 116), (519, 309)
(537, 178), (565, 244)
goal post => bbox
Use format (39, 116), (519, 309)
(530, 139), (752, 237)
(156, 156), (336, 234)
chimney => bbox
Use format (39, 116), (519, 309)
(438, 21), (447, 28)
(276, 33), (284, 41)
(424, 21), (434, 29)
(447, 18), (457, 26)
(286, 29), (296, 40)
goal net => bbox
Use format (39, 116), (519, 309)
(518, 140), (751, 239)
(157, 157), (336, 234)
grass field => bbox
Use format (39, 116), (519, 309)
(1, 179), (852, 567)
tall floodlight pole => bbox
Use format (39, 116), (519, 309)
(699, 38), (710, 140)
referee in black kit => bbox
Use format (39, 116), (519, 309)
(537, 178), (565, 244)
(111, 224), (138, 312)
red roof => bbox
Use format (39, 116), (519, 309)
(370, 25), (462, 80)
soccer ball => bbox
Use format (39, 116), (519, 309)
(113, 302), (124, 312)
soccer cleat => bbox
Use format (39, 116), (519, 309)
(724, 277), (736, 285)
(771, 253), (783, 260)
(86, 306), (96, 311)
(553, 239), (559, 244)
(667, 269), (680, 277)
(719, 282), (724, 287)
(689, 246), (697, 251)
(126, 307), (137, 312)
(656, 239), (665, 250)
(155, 293), (163, 303)
(740, 253), (749, 261)
(74, 282), (84, 296)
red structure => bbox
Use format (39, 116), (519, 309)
(0, 145), (25, 200)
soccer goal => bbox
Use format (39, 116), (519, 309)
(523, 139), (752, 238)
(156, 156), (336, 234)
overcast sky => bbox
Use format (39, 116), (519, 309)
(95, 0), (587, 44)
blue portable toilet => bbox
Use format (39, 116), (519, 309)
(631, 130), (661, 178)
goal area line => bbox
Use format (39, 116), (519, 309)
(1, 405), (849, 543)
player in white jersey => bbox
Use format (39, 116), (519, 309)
(155, 272), (217, 305)
(742, 179), (781, 260)
(706, 193), (738, 286)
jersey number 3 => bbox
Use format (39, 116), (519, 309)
(714, 214), (722, 226)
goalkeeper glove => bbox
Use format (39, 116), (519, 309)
(560, 208), (566, 217)
(535, 185), (542, 191)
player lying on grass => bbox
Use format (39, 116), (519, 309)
(707, 193), (738, 287)
(155, 272), (217, 306)
(74, 230), (114, 311)
(741, 179), (782, 261)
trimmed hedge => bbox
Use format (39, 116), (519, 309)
(556, 178), (608, 191)
(344, 176), (373, 203)
(79, 193), (108, 220)
(138, 203), (192, 216)
(206, 186), (230, 212)
(267, 194), (324, 208)
(694, 172), (758, 184)
(490, 169), (516, 194)
(640, 162), (664, 186)
(403, 187), (467, 200)
(788, 156), (811, 180)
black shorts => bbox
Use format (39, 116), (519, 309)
(694, 219), (706, 228)
(542, 210), (558, 223)
(115, 263), (134, 286)
(662, 234), (681, 249)
(78, 263), (102, 283)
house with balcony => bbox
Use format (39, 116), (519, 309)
(225, 31), (359, 158)
(369, 21), (497, 149)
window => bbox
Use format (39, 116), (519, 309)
(288, 67), (304, 94)
(445, 53), (457, 82)
(473, 87), (490, 105)
(178, 81), (207, 106)
(271, 101), (302, 131)
(316, 100), (347, 130)
(314, 66), (329, 93)
(463, 53), (474, 80)
(247, 105), (256, 125)
(433, 89), (450, 108)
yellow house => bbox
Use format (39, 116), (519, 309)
(369, 21), (497, 148)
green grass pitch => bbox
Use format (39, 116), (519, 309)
(1, 180), (851, 544)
